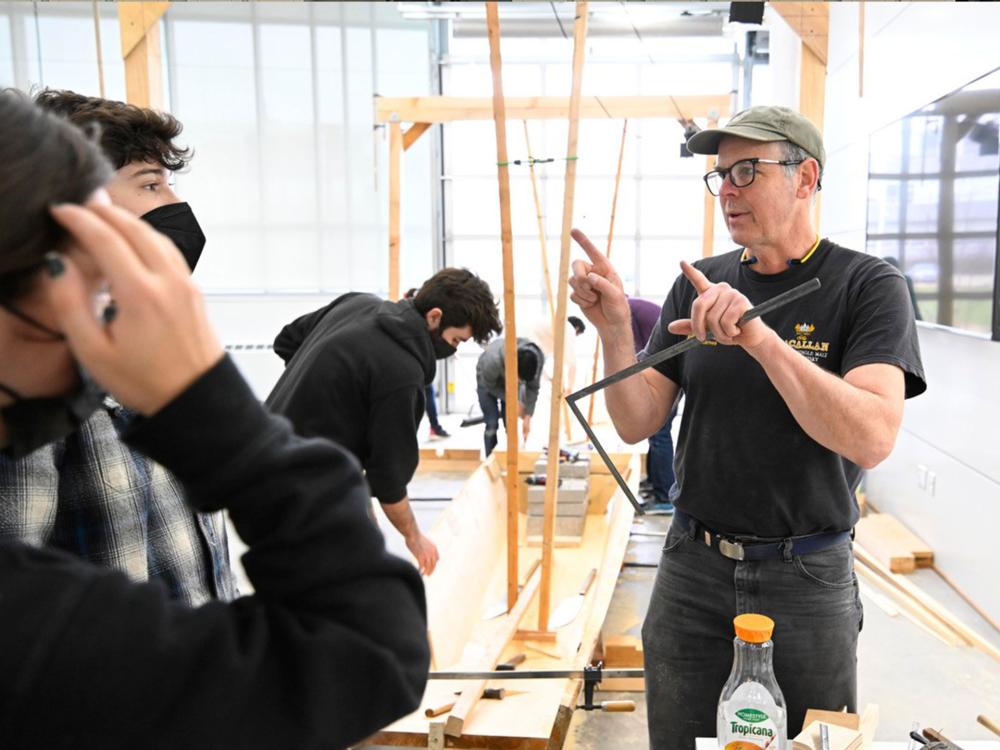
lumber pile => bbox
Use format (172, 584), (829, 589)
(853, 543), (1000, 665)
(855, 512), (933, 573)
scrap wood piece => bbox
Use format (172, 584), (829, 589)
(855, 545), (1000, 664)
(854, 560), (965, 647)
(855, 513), (933, 572)
(444, 562), (543, 738)
(602, 635), (644, 667)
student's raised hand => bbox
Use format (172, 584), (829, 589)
(568, 229), (630, 334)
(44, 199), (223, 416)
(666, 260), (769, 349)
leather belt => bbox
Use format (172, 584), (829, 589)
(673, 509), (852, 562)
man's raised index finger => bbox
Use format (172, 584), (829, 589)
(571, 228), (609, 269)
(679, 259), (713, 295)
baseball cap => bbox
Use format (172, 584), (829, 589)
(686, 105), (825, 170)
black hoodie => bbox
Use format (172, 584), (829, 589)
(266, 294), (435, 504)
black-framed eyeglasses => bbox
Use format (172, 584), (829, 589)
(703, 157), (804, 196)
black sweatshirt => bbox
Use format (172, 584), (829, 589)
(266, 294), (435, 504)
(0, 357), (429, 750)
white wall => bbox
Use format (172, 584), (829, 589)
(822, 2), (1000, 621)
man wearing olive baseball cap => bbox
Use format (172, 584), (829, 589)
(568, 105), (925, 749)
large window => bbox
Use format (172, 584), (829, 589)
(441, 28), (739, 410)
(867, 67), (1000, 340)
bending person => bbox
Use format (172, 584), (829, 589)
(267, 270), (502, 576)
(0, 89), (428, 749)
(475, 337), (544, 457)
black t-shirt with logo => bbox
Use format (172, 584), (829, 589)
(642, 239), (926, 538)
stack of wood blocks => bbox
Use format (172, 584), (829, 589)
(526, 453), (590, 537)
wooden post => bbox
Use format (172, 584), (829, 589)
(92, 0), (106, 98)
(539, 0), (588, 633)
(587, 119), (628, 425)
(523, 121), (574, 442)
(118, 2), (170, 109)
(485, 2), (520, 614)
(772, 2), (828, 230)
(388, 120), (402, 300)
(701, 116), (718, 258)
(523, 121), (556, 322)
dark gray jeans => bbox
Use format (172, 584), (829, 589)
(641, 518), (863, 750)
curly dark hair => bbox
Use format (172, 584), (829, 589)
(0, 89), (113, 301)
(412, 268), (502, 345)
(33, 88), (191, 172)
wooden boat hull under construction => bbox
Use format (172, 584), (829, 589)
(367, 448), (639, 749)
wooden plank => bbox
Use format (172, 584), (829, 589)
(424, 462), (510, 669)
(855, 513), (932, 573)
(485, 1), (521, 616)
(855, 563), (962, 647)
(375, 95), (732, 124)
(932, 564), (1000, 636)
(587, 119), (628, 425)
(855, 545), (1000, 664)
(388, 120), (402, 301)
(444, 564), (543, 738)
(701, 116), (718, 259)
(540, 0), (588, 633)
(402, 121), (431, 151)
(799, 42), (826, 230)
(118, 2), (169, 109)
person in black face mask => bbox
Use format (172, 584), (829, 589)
(267, 268), (502, 577)
(0, 89), (430, 749)
(0, 88), (233, 607)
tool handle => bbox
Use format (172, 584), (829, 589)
(979, 715), (1000, 738)
(496, 653), (526, 670)
(425, 701), (456, 718)
(600, 700), (636, 712)
(580, 568), (598, 595)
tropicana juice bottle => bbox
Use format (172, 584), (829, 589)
(717, 613), (787, 750)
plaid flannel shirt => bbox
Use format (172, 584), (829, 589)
(0, 399), (237, 605)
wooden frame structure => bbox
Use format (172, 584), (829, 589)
(377, 88), (730, 607)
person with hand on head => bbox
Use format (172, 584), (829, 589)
(569, 106), (926, 748)
(0, 89), (428, 749)
(267, 269), (502, 576)
(0, 88), (234, 605)
(474, 336), (544, 457)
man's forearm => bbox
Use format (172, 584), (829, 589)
(746, 331), (902, 468)
(381, 496), (420, 540)
(600, 326), (669, 444)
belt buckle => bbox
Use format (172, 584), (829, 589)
(718, 537), (746, 561)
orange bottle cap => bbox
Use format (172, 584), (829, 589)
(734, 613), (774, 643)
